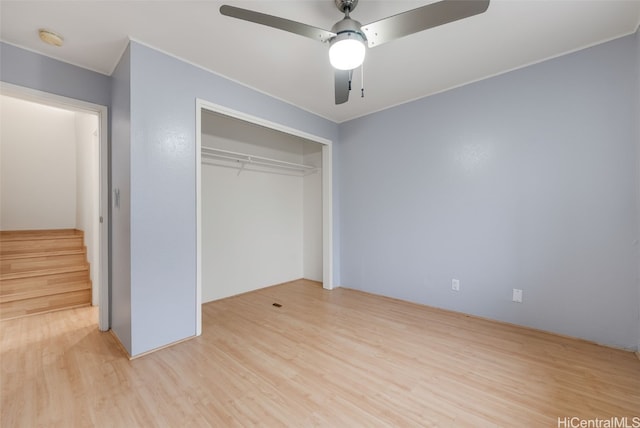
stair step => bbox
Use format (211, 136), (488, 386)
(0, 289), (91, 320)
(1, 280), (91, 303)
(0, 229), (84, 257)
(0, 247), (86, 261)
(1, 270), (91, 302)
(0, 237), (84, 256)
(1, 253), (88, 276)
(0, 229), (83, 241)
(0, 264), (89, 281)
(0, 229), (92, 320)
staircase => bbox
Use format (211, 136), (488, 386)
(0, 229), (92, 320)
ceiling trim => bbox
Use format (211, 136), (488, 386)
(0, 39), (110, 76)
(127, 37), (340, 124)
(338, 27), (640, 124)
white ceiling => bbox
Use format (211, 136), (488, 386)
(1, 1), (639, 123)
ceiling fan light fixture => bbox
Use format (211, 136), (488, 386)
(329, 32), (366, 70)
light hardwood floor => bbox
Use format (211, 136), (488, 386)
(1, 279), (638, 427)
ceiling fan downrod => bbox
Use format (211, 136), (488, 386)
(335, 0), (359, 14)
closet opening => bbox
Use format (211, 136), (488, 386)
(195, 100), (333, 335)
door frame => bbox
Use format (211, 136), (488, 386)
(1, 82), (110, 331)
(195, 98), (334, 336)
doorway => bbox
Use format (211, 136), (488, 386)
(0, 82), (110, 331)
(195, 99), (333, 335)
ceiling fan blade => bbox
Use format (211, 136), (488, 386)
(361, 0), (490, 48)
(220, 5), (335, 43)
(335, 69), (350, 105)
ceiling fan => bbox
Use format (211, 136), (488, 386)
(220, 0), (490, 105)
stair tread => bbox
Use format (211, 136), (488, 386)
(1, 254), (88, 275)
(1, 248), (86, 260)
(0, 229), (83, 242)
(1, 264), (89, 281)
(0, 289), (91, 320)
(1, 303), (91, 321)
(1, 270), (89, 297)
(0, 229), (91, 320)
(0, 236), (84, 255)
(1, 280), (91, 303)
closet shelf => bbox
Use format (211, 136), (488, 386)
(201, 147), (318, 176)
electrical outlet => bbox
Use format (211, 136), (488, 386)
(512, 288), (523, 303)
(452, 279), (460, 292)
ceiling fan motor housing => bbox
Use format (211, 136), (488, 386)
(330, 16), (366, 40)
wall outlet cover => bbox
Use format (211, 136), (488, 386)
(512, 288), (523, 303)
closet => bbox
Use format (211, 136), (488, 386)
(200, 110), (323, 302)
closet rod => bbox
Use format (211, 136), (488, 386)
(201, 147), (317, 173)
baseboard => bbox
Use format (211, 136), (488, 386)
(340, 286), (638, 355)
(109, 329), (131, 359)
(109, 329), (197, 360)
(129, 335), (196, 360)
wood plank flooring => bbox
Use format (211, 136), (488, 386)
(1, 279), (638, 427)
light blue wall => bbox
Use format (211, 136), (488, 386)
(0, 40), (338, 356)
(338, 34), (640, 350)
(110, 45), (132, 354)
(126, 42), (338, 355)
(4, 33), (637, 352)
(0, 42), (111, 107)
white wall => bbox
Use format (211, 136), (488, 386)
(202, 160), (303, 301)
(75, 112), (99, 305)
(0, 95), (77, 230)
(201, 111), (323, 302)
(1, 95), (100, 304)
(303, 145), (323, 282)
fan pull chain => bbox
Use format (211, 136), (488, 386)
(361, 63), (365, 98)
(348, 69), (353, 91)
